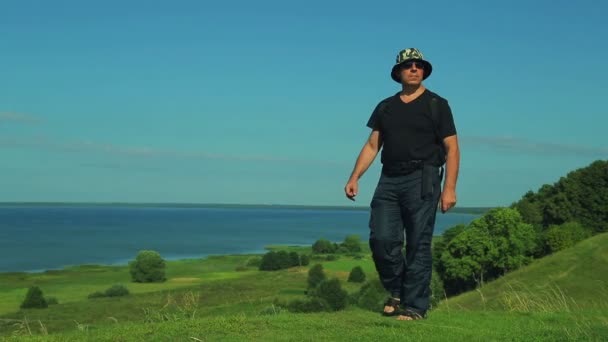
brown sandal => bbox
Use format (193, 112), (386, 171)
(396, 308), (427, 321)
(382, 297), (400, 316)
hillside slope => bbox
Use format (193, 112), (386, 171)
(442, 233), (608, 311)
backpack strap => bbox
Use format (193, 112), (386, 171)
(428, 96), (446, 166)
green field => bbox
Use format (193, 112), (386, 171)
(1, 236), (606, 341)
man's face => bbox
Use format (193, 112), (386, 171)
(399, 60), (425, 86)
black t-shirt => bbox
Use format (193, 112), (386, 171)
(366, 89), (456, 165)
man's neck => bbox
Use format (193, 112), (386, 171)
(400, 84), (425, 96)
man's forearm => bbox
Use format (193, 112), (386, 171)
(349, 144), (379, 181)
(443, 147), (460, 191)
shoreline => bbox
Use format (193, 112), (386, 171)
(0, 202), (493, 214)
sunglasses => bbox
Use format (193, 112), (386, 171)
(401, 61), (425, 70)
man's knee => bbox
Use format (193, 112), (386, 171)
(370, 238), (404, 260)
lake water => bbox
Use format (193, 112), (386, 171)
(0, 205), (479, 272)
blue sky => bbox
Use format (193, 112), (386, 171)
(1, 0), (606, 207)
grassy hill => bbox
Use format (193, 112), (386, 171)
(0, 237), (607, 341)
(442, 232), (608, 312)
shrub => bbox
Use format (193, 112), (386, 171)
(312, 238), (335, 254)
(336, 246), (350, 254)
(46, 297), (59, 305)
(287, 297), (329, 313)
(105, 284), (130, 297)
(259, 251), (280, 271)
(314, 278), (348, 311)
(276, 251), (292, 269)
(260, 251), (307, 271)
(341, 235), (362, 253)
(325, 255), (338, 261)
(288, 251), (301, 267)
(545, 221), (592, 253)
(300, 254), (310, 266)
(347, 266), (366, 283)
(129, 250), (166, 283)
(20, 286), (48, 309)
(353, 279), (387, 312)
(307, 264), (326, 289)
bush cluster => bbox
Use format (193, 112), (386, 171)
(88, 284), (130, 299)
(259, 251), (310, 271)
(312, 235), (363, 255)
(287, 264), (349, 313)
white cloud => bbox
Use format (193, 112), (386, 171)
(0, 112), (40, 123)
(461, 136), (608, 157)
(0, 136), (346, 166)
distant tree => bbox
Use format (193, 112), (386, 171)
(341, 235), (362, 253)
(260, 251), (306, 271)
(275, 251), (292, 269)
(300, 254), (310, 266)
(288, 251), (301, 267)
(347, 266), (366, 283)
(475, 208), (536, 273)
(438, 208), (536, 291)
(312, 238), (335, 254)
(259, 251), (280, 271)
(20, 286), (48, 309)
(325, 254), (338, 261)
(307, 264), (326, 289)
(433, 224), (466, 269)
(439, 226), (496, 288)
(129, 250), (166, 283)
(512, 160), (608, 234)
(511, 191), (543, 228)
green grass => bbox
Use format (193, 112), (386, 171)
(1, 236), (608, 341)
(442, 233), (608, 312)
(3, 308), (606, 341)
(0, 255), (260, 316)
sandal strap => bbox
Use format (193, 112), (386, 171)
(384, 297), (400, 307)
(397, 308), (427, 320)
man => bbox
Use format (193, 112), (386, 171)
(344, 48), (460, 321)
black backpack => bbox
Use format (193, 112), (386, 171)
(428, 96), (447, 166)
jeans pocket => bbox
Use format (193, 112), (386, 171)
(421, 164), (438, 201)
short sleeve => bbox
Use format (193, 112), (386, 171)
(366, 99), (389, 130)
(438, 99), (457, 139)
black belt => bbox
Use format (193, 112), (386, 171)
(382, 160), (424, 177)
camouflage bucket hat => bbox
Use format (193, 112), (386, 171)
(390, 48), (433, 83)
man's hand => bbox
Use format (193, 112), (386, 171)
(344, 179), (358, 201)
(440, 188), (456, 213)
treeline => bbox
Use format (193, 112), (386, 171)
(257, 235), (365, 271)
(434, 160), (607, 296)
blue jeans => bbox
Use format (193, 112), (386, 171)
(368, 166), (442, 315)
